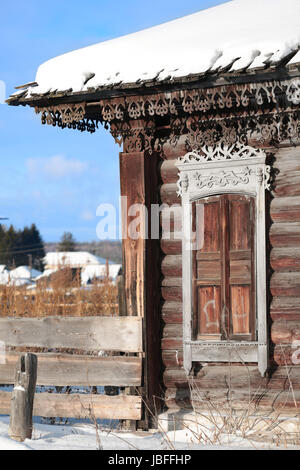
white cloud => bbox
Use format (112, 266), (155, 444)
(27, 155), (87, 180)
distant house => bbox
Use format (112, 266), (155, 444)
(9, 266), (42, 286)
(81, 264), (122, 285)
(43, 251), (121, 285)
(44, 251), (106, 270)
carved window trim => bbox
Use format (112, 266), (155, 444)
(176, 143), (271, 377)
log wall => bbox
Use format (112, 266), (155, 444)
(159, 138), (300, 412)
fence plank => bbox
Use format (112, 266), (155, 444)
(0, 353), (142, 387)
(0, 317), (142, 352)
(0, 392), (142, 420)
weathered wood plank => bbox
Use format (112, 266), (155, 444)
(0, 392), (142, 420)
(0, 317), (143, 353)
(0, 353), (142, 387)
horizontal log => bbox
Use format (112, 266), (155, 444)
(271, 272), (300, 296)
(162, 277), (182, 287)
(160, 238), (182, 255)
(273, 173), (300, 197)
(160, 206), (182, 232)
(269, 223), (300, 247)
(160, 184), (180, 205)
(164, 387), (191, 410)
(0, 317), (143, 353)
(160, 159), (179, 183)
(192, 365), (300, 391)
(162, 301), (183, 324)
(161, 255), (182, 277)
(162, 324), (182, 350)
(190, 389), (300, 411)
(271, 196), (300, 223)
(274, 147), (300, 171)
(271, 321), (300, 344)
(0, 392), (142, 420)
(161, 286), (182, 302)
(271, 297), (300, 320)
(270, 248), (300, 271)
(161, 137), (187, 161)
(162, 350), (183, 368)
(273, 345), (300, 366)
(0, 353), (142, 387)
(163, 368), (188, 388)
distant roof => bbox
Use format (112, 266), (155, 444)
(9, 266), (42, 280)
(7, 0), (300, 105)
(44, 251), (108, 267)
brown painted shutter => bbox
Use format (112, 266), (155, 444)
(193, 196), (222, 340)
(193, 194), (255, 341)
(228, 194), (255, 340)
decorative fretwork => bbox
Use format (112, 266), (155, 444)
(34, 79), (300, 150)
(36, 103), (99, 134)
(172, 111), (300, 151)
(178, 142), (266, 164)
(97, 79), (300, 122)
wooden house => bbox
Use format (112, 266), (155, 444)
(7, 0), (300, 422)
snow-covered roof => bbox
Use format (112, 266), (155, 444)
(8, 0), (300, 102)
(9, 266), (42, 280)
(44, 251), (107, 267)
(81, 264), (122, 284)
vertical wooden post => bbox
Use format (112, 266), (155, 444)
(117, 273), (126, 316)
(9, 353), (37, 442)
(120, 148), (162, 428)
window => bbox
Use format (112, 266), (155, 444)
(176, 143), (271, 377)
(193, 194), (255, 342)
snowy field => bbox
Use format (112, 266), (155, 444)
(0, 415), (299, 451)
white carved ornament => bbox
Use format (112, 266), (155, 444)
(176, 143), (271, 196)
(177, 142), (266, 164)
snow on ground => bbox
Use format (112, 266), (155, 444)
(16, 0), (300, 97)
(0, 415), (298, 450)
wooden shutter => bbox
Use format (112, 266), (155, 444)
(193, 194), (256, 341)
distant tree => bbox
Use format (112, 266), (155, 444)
(58, 232), (76, 252)
(0, 223), (45, 269)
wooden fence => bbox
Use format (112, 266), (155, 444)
(0, 316), (143, 421)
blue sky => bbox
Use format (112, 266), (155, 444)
(0, 0), (227, 242)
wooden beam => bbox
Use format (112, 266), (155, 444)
(0, 353), (142, 387)
(0, 316), (142, 353)
(0, 392), (142, 421)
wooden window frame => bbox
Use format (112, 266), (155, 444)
(176, 143), (271, 377)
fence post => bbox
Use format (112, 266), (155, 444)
(9, 353), (38, 442)
(117, 274), (126, 316)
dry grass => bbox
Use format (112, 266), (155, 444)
(156, 360), (300, 449)
(0, 267), (118, 317)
